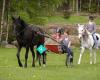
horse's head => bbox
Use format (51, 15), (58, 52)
(12, 16), (26, 35)
(77, 24), (85, 39)
(77, 24), (90, 40)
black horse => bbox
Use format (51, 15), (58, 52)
(12, 16), (47, 67)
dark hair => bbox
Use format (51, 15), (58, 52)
(57, 28), (64, 34)
(89, 15), (94, 20)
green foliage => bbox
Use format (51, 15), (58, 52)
(89, 4), (97, 13)
(0, 0), (100, 43)
(63, 10), (70, 19)
(18, 11), (48, 25)
(9, 0), (66, 25)
(81, 2), (89, 12)
(19, 11), (32, 23)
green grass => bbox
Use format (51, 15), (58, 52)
(47, 15), (100, 25)
(0, 47), (100, 80)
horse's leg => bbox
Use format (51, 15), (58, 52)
(78, 47), (85, 64)
(36, 50), (39, 61)
(93, 49), (96, 64)
(89, 48), (93, 64)
(16, 46), (23, 67)
(24, 47), (29, 68)
(42, 52), (46, 67)
(38, 53), (41, 66)
(30, 46), (35, 67)
(36, 51), (41, 66)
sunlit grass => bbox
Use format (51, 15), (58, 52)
(0, 47), (100, 80)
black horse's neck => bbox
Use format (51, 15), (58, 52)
(15, 19), (28, 36)
(20, 19), (28, 29)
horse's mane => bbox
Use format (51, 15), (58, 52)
(20, 19), (28, 28)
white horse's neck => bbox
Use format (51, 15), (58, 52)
(81, 29), (94, 48)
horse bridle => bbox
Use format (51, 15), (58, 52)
(14, 27), (26, 36)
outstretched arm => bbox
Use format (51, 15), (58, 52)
(68, 41), (71, 48)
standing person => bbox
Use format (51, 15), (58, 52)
(57, 29), (73, 66)
(86, 15), (98, 49)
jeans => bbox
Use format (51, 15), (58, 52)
(92, 33), (98, 47)
(61, 44), (73, 57)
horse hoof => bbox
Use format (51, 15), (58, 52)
(24, 65), (27, 68)
(90, 62), (92, 64)
(77, 62), (80, 64)
(19, 64), (23, 67)
(43, 64), (46, 67)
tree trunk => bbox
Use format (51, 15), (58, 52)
(76, 0), (79, 15)
(6, 0), (10, 43)
(72, 0), (75, 12)
(97, 0), (100, 14)
(79, 0), (81, 12)
(89, 0), (92, 12)
(6, 17), (9, 44)
(0, 0), (6, 42)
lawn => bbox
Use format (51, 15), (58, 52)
(47, 15), (100, 25)
(0, 47), (100, 80)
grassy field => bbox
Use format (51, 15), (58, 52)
(0, 47), (100, 80)
(47, 15), (100, 25)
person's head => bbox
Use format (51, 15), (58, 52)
(57, 27), (64, 35)
(64, 29), (69, 35)
(89, 15), (94, 21)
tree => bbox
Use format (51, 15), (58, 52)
(5, 0), (10, 43)
(72, 0), (75, 12)
(0, 0), (6, 43)
(79, 0), (81, 12)
(89, 0), (92, 12)
(97, 0), (100, 14)
(76, 0), (79, 15)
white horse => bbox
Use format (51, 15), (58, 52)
(77, 24), (100, 64)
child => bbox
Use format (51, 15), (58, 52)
(57, 29), (73, 66)
(86, 15), (98, 48)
